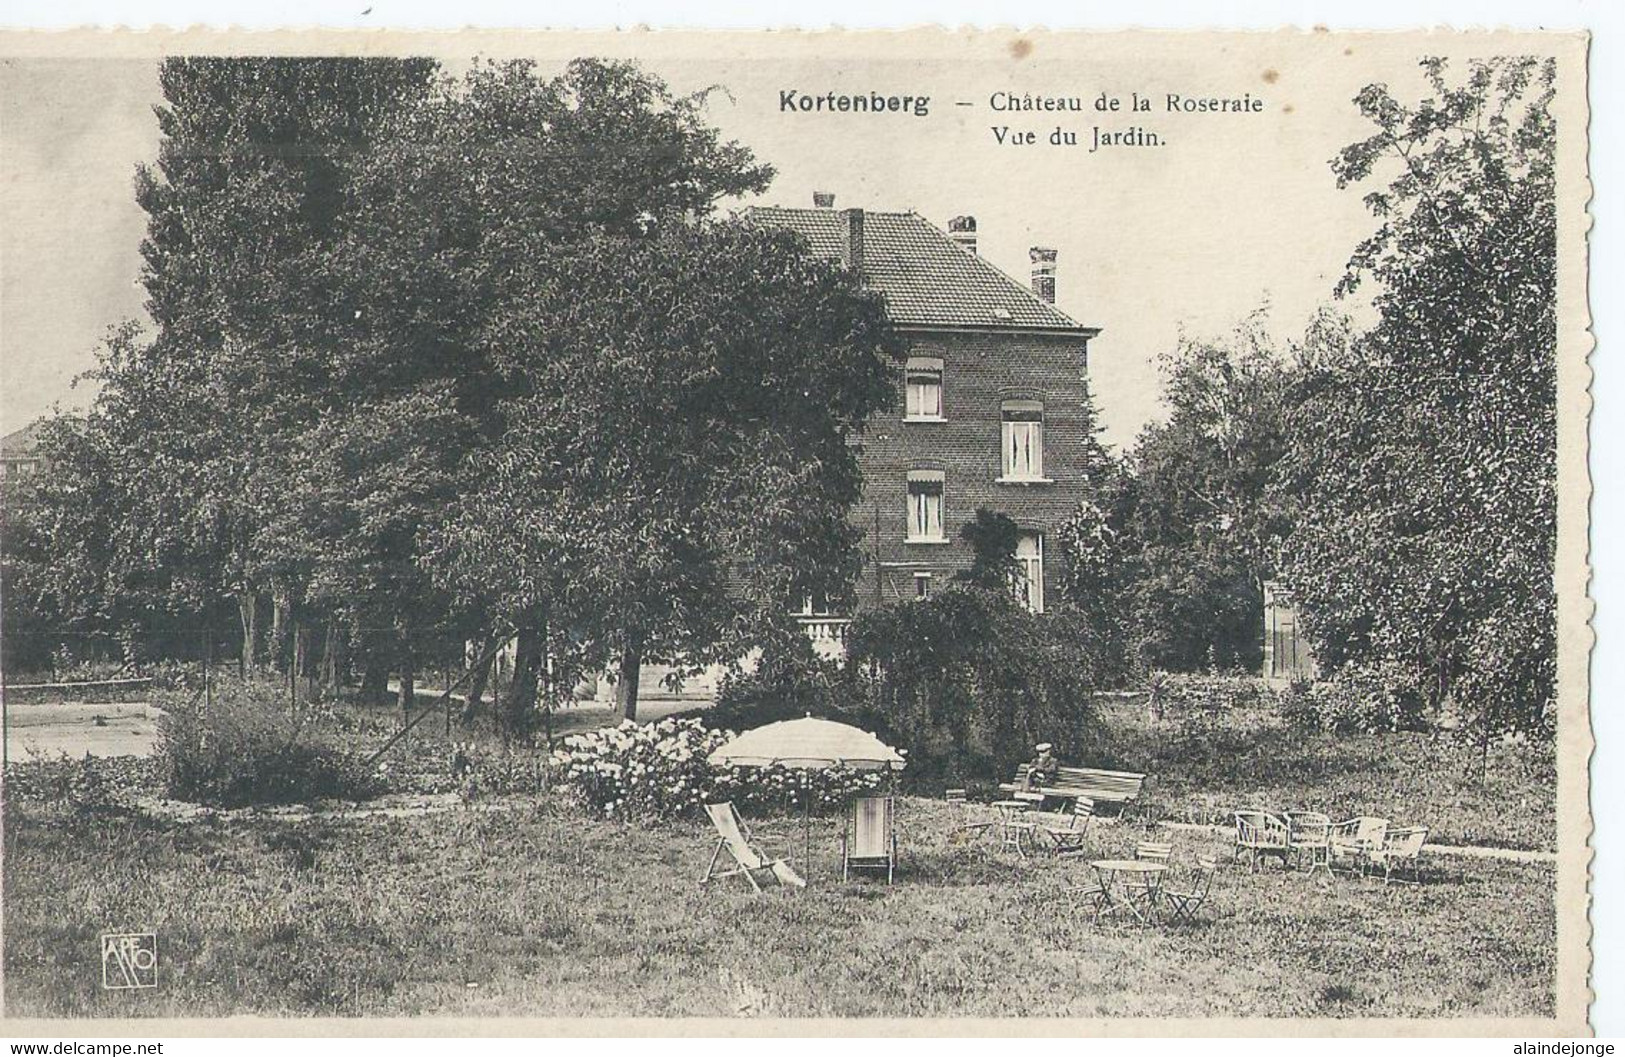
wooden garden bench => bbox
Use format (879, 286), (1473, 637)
(999, 764), (1148, 810)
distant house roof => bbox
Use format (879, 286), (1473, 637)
(745, 206), (1094, 334)
(1, 420), (46, 460)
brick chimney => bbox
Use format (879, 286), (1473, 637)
(813, 191), (836, 208)
(948, 215), (978, 255)
(1029, 246), (1057, 304)
(841, 208), (865, 274)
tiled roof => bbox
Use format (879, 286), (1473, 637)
(1, 419), (46, 458)
(745, 207), (1090, 332)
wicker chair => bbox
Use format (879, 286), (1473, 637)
(1368, 825), (1429, 884)
(1285, 810), (1333, 877)
(1329, 816), (1390, 875)
(844, 795), (898, 883)
(1234, 809), (1292, 870)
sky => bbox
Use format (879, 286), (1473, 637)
(0, 35), (1459, 448)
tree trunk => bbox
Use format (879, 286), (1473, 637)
(615, 631), (644, 722)
(397, 641), (416, 722)
(269, 586), (292, 671)
(360, 654), (389, 706)
(504, 620), (544, 736)
(319, 623), (340, 696)
(462, 641), (493, 725)
(238, 593), (259, 676)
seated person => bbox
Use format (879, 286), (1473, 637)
(1023, 742), (1058, 792)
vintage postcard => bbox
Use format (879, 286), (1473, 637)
(0, 28), (1592, 1036)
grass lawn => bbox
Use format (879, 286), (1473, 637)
(1097, 698), (1556, 853)
(3, 796), (1555, 1020)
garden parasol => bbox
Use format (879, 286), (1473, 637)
(707, 716), (905, 878)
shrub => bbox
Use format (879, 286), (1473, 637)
(3, 753), (147, 815)
(1146, 671), (1267, 721)
(1276, 660), (1427, 734)
(551, 717), (888, 821)
(155, 681), (380, 807)
(447, 740), (553, 801)
(707, 644), (850, 730)
(846, 585), (1108, 787)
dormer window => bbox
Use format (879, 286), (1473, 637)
(905, 357), (944, 421)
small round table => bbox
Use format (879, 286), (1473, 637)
(1090, 859), (1168, 924)
(991, 799), (1037, 856)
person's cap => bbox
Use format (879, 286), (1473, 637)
(1035, 743), (1053, 751)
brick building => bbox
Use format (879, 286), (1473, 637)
(750, 195), (1102, 636)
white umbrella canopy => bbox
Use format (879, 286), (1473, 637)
(707, 716), (905, 771)
(707, 717), (904, 883)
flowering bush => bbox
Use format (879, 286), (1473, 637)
(553, 718), (727, 820)
(714, 763), (886, 817)
(552, 717), (890, 821)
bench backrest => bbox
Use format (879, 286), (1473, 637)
(1013, 763), (1147, 802)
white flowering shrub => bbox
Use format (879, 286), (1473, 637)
(552, 717), (890, 821)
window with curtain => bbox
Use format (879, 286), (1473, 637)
(907, 471), (945, 541)
(1001, 399), (1044, 479)
(1014, 532), (1044, 613)
(905, 357), (945, 420)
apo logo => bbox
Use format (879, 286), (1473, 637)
(100, 932), (158, 990)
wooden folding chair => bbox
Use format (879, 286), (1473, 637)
(1161, 855), (1219, 925)
(945, 788), (992, 843)
(701, 802), (806, 892)
(1040, 797), (1096, 855)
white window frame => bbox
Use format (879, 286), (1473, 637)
(1001, 399), (1045, 481)
(913, 571), (933, 601)
(1014, 532), (1045, 613)
(904, 357), (945, 422)
(906, 471), (947, 543)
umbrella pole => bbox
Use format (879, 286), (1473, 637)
(804, 796), (812, 880)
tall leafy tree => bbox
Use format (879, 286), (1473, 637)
(1103, 314), (1300, 674)
(126, 57), (439, 671)
(330, 58), (788, 724)
(1281, 57), (1558, 735)
(428, 221), (899, 721)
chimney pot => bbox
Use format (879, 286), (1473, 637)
(841, 208), (865, 273)
(813, 191), (836, 208)
(948, 215), (978, 255)
(1029, 246), (1058, 304)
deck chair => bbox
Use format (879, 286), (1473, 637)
(844, 795), (898, 883)
(1368, 825), (1429, 884)
(1040, 797), (1096, 855)
(1161, 855), (1219, 925)
(945, 788), (993, 843)
(701, 802), (806, 891)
